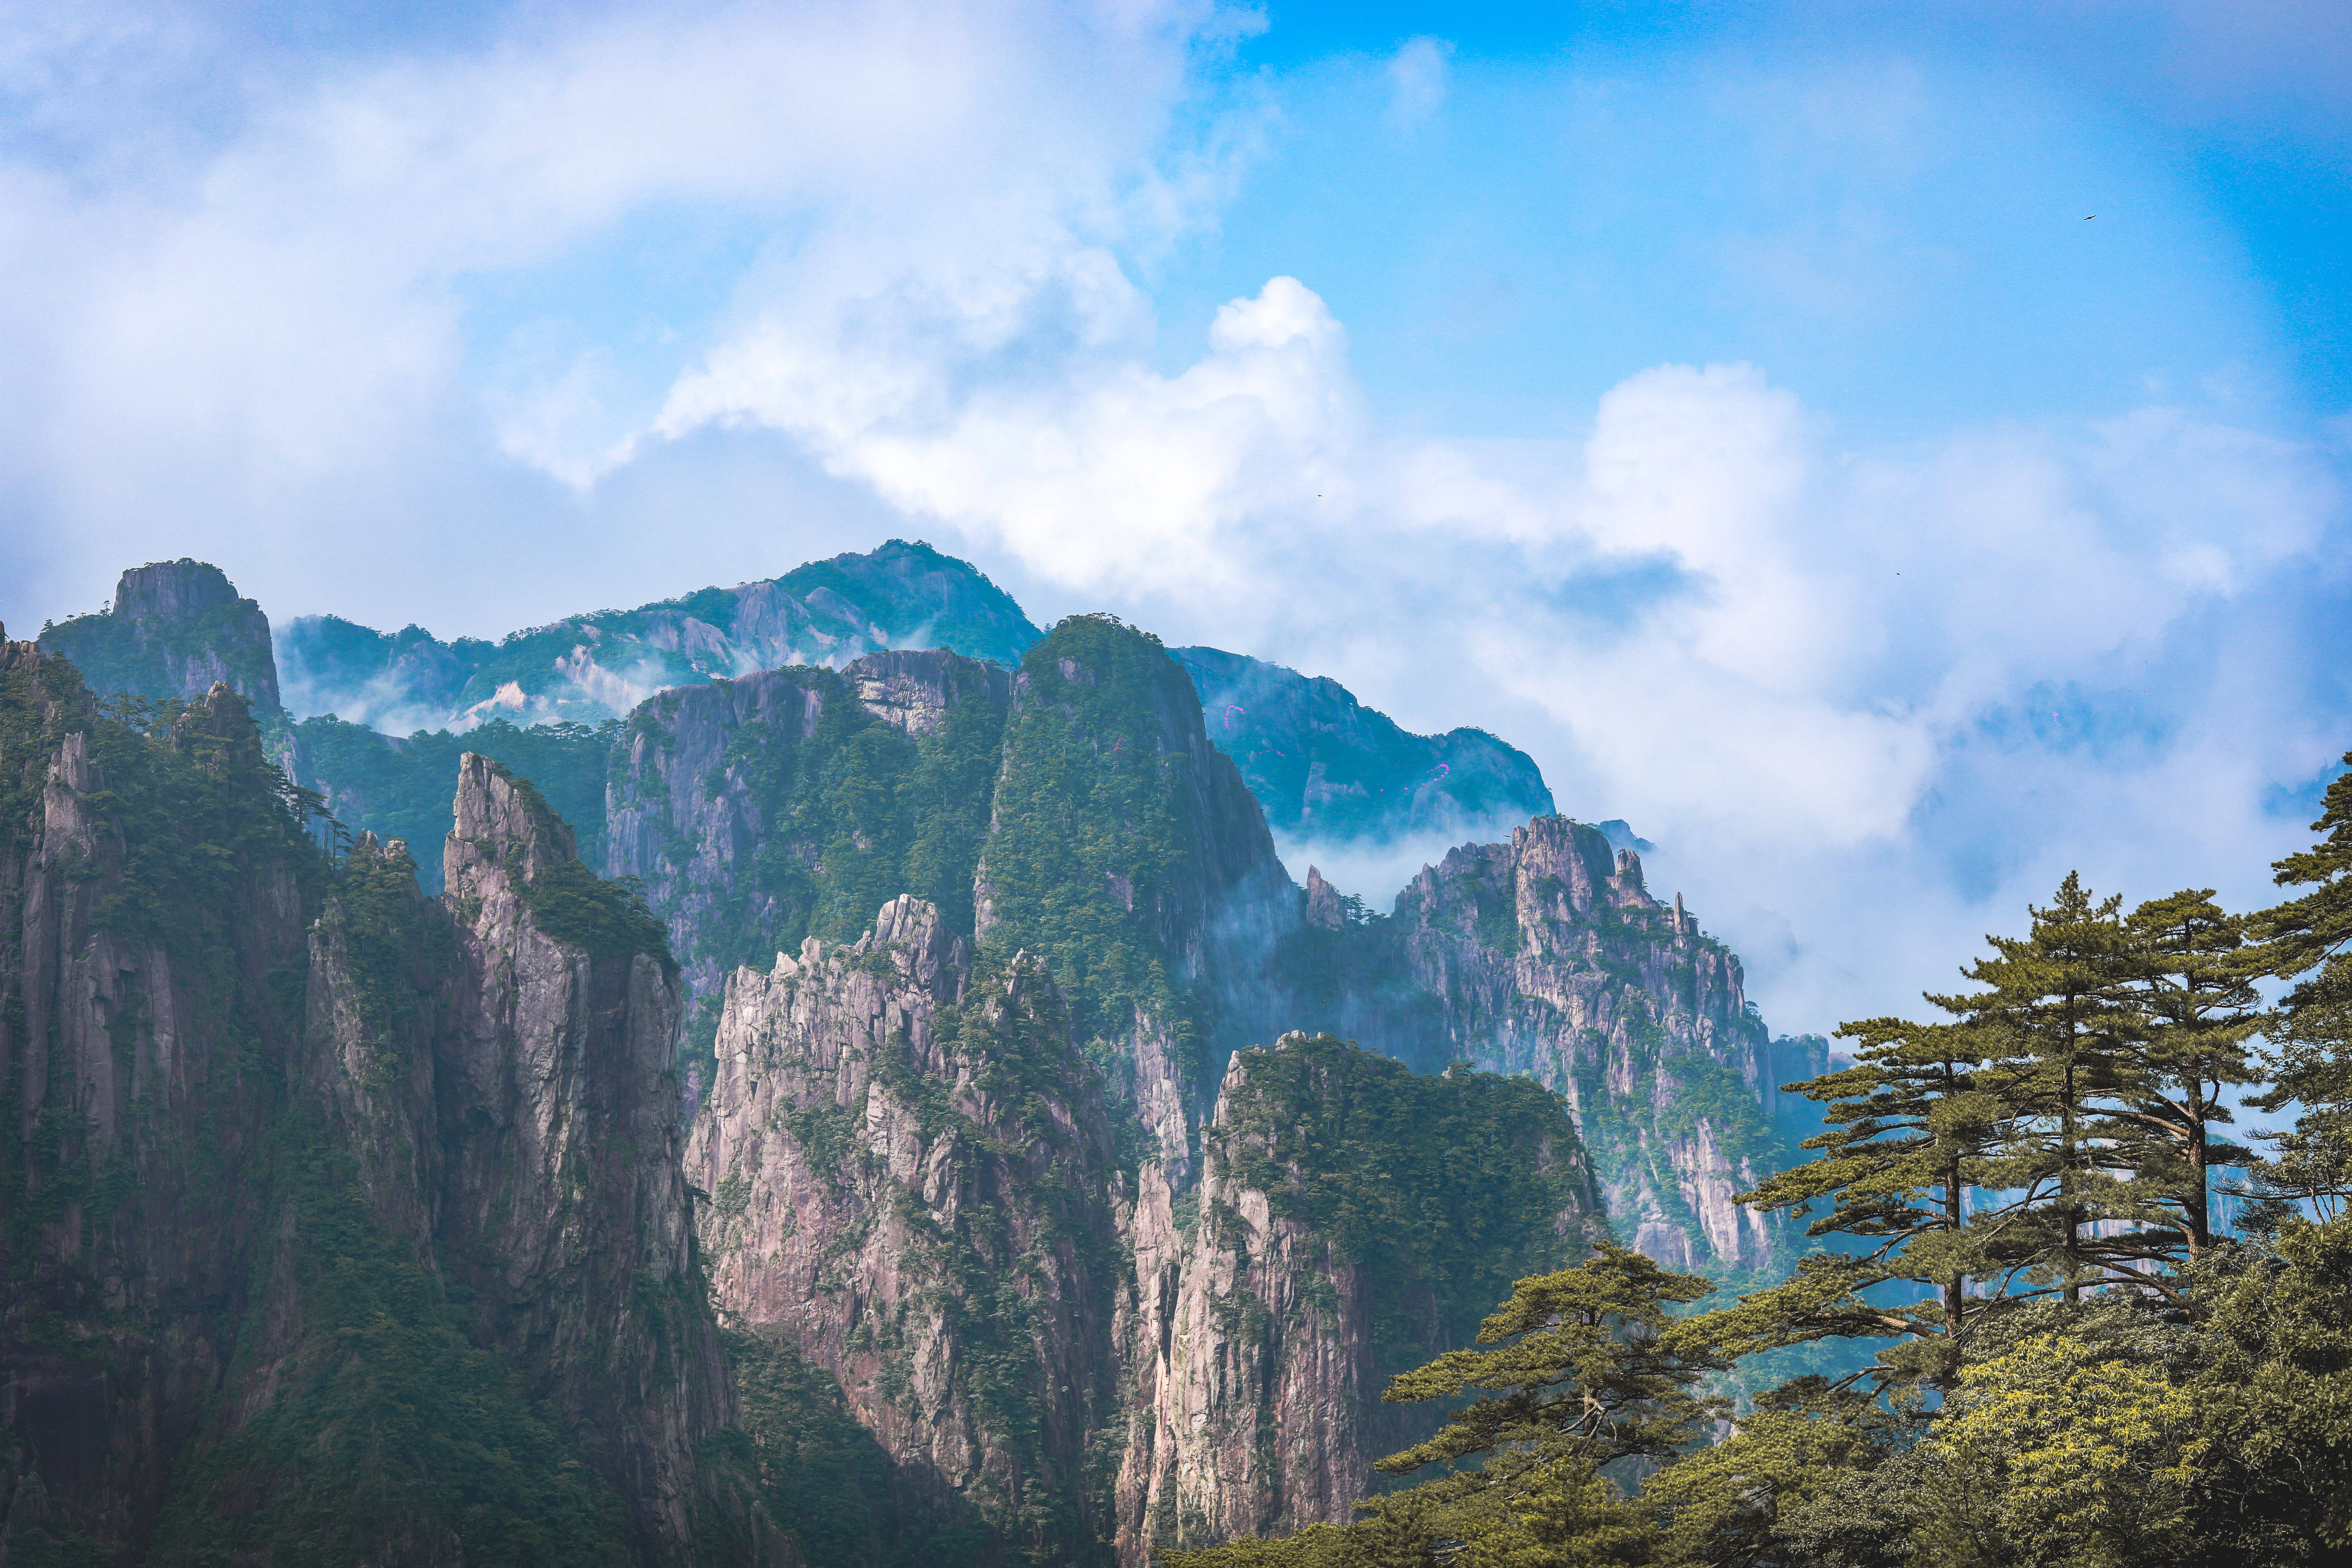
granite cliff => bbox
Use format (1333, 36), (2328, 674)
(0, 640), (780, 1566)
(602, 649), (1010, 1103)
(974, 617), (1298, 1184)
(1275, 818), (1794, 1275)
(688, 897), (1122, 1565)
(37, 559), (281, 713)
(1114, 1035), (1602, 1562)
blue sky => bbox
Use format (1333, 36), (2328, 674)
(1, 0), (2347, 1036)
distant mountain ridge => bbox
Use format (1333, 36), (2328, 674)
(1171, 646), (1554, 845)
(272, 538), (1044, 732)
(39, 546), (1574, 860)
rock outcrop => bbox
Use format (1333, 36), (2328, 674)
(37, 559), (281, 712)
(688, 896), (1121, 1565)
(1293, 818), (1786, 1273)
(1114, 1035), (1603, 1562)
(977, 617), (1299, 1183)
(433, 755), (760, 1560)
(603, 650), (1011, 1103)
(0, 662), (309, 1558)
(0, 646), (780, 1565)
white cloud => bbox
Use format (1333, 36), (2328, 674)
(649, 237), (2342, 1028)
(1, 1), (2344, 1042)
(0, 0), (1245, 624)
(1385, 36), (1451, 130)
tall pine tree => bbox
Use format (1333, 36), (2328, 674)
(2108, 889), (2261, 1259)
(1734, 1017), (2009, 1392)
(1932, 873), (2142, 1303)
(2248, 751), (2352, 1219)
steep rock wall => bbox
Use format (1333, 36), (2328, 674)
(1115, 1035), (1602, 1563)
(433, 754), (760, 1560)
(0, 650), (781, 1566)
(37, 560), (281, 712)
(975, 617), (1298, 1182)
(603, 650), (1010, 1113)
(687, 896), (1121, 1565)
(0, 662), (310, 1558)
(1295, 818), (1784, 1273)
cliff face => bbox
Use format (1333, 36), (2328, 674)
(687, 897), (1121, 1565)
(0, 643), (780, 1566)
(0, 658), (310, 1559)
(37, 559), (281, 712)
(603, 650), (1010, 1109)
(432, 755), (758, 1559)
(1291, 818), (1785, 1274)
(977, 617), (1298, 1183)
(1115, 1035), (1602, 1563)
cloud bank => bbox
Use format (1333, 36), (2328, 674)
(0, 0), (2344, 1037)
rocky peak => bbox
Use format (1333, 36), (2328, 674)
(973, 615), (1300, 1182)
(37, 558), (281, 712)
(113, 558), (242, 624)
(1303, 864), (1346, 930)
(1115, 1033), (1602, 1563)
(1280, 816), (1787, 1276)
(444, 750), (580, 902)
(167, 679), (265, 760)
(690, 895), (1120, 1564)
(849, 647), (1014, 736)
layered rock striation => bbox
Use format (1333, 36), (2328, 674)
(688, 896), (1121, 1565)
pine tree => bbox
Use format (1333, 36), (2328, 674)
(1734, 1016), (2008, 1392)
(2106, 889), (2261, 1259)
(1931, 872), (2141, 1303)
(1155, 1244), (1727, 1568)
(2248, 752), (2352, 1219)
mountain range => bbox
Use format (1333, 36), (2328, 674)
(3, 546), (1826, 1567)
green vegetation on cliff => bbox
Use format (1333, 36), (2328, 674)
(148, 1129), (636, 1567)
(1, 650), (757, 1568)
(978, 615), (1210, 1078)
(628, 663), (1007, 1032)
(1212, 1035), (1600, 1385)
